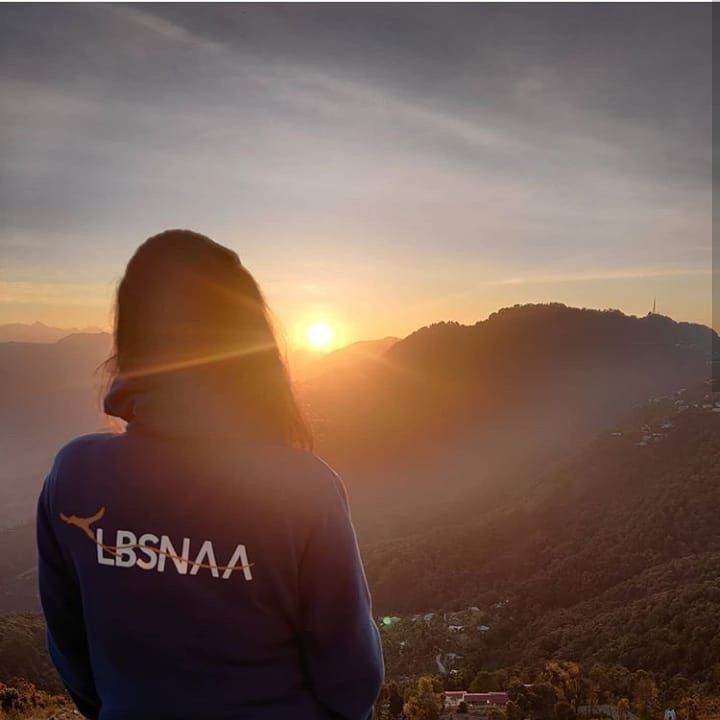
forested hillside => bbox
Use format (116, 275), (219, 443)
(3, 394), (718, 695)
(305, 304), (713, 538)
(309, 304), (711, 472)
(0, 304), (713, 534)
(368, 401), (720, 684)
(0, 523), (35, 615)
(0, 304), (717, 710)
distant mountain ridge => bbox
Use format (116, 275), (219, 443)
(294, 336), (399, 381)
(0, 304), (714, 530)
(0, 332), (113, 525)
(0, 303), (718, 692)
(302, 304), (713, 536)
(0, 322), (105, 343)
(308, 304), (713, 459)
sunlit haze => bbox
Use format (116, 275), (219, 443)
(0, 6), (716, 710)
(305, 322), (335, 352)
(0, 5), (712, 343)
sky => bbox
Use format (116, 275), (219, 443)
(0, 4), (713, 347)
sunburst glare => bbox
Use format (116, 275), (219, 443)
(306, 321), (335, 351)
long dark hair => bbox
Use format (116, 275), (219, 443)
(105, 229), (311, 450)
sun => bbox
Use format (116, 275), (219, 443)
(306, 321), (335, 351)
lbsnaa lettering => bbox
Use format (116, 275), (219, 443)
(60, 507), (253, 581)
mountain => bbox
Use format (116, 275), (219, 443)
(0, 304), (718, 695)
(294, 337), (399, 381)
(0, 322), (104, 343)
(0, 332), (113, 526)
(365, 387), (720, 608)
(2, 384), (718, 689)
(302, 304), (713, 537)
(310, 304), (711, 467)
(0, 303), (713, 533)
(367, 394), (720, 681)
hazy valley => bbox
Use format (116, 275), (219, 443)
(0, 303), (718, 716)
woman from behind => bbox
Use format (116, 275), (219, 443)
(36, 230), (384, 720)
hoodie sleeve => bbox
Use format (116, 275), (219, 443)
(36, 468), (101, 720)
(298, 471), (384, 720)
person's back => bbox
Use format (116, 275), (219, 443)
(36, 230), (383, 720)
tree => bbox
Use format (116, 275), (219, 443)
(588, 664), (631, 706)
(665, 676), (691, 706)
(678, 696), (699, 720)
(471, 670), (501, 692)
(606, 667), (632, 705)
(445, 669), (469, 691)
(506, 699), (524, 720)
(387, 681), (404, 719)
(508, 680), (532, 712)
(530, 682), (558, 720)
(543, 661), (581, 707)
(617, 698), (630, 720)
(632, 671), (659, 720)
(554, 701), (575, 720)
(404, 675), (444, 720)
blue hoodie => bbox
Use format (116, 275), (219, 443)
(36, 374), (384, 720)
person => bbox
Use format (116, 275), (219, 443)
(36, 230), (384, 720)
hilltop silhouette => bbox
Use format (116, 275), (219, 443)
(0, 303), (718, 703)
(0, 304), (713, 528)
(301, 304), (712, 535)
(0, 322), (104, 343)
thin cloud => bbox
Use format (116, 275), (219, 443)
(0, 4), (711, 331)
(0, 281), (112, 306)
(113, 6), (227, 55)
(490, 267), (712, 287)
